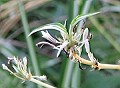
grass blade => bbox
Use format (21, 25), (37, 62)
(18, 1), (42, 87)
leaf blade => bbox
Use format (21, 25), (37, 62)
(28, 23), (68, 37)
(71, 12), (100, 26)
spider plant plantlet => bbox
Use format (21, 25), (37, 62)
(2, 56), (56, 88)
(28, 12), (120, 70)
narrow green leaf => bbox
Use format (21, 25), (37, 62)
(28, 23), (68, 37)
(18, 1), (42, 88)
(71, 64), (81, 88)
(71, 12), (100, 26)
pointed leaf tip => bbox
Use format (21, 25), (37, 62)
(71, 12), (100, 26)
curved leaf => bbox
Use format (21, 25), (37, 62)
(28, 23), (68, 37)
(71, 12), (100, 26)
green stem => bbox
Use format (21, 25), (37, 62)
(71, 64), (81, 88)
(59, 0), (74, 88)
(60, 59), (74, 88)
(18, 0), (41, 82)
(71, 0), (93, 88)
(81, 0), (93, 14)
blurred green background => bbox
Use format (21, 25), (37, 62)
(0, 0), (120, 88)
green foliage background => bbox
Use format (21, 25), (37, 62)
(0, 0), (120, 88)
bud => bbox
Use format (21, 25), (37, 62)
(2, 64), (8, 70)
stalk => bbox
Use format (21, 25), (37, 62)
(30, 78), (56, 88)
(18, 0), (42, 87)
(73, 53), (120, 70)
(59, 0), (74, 88)
(71, 0), (93, 88)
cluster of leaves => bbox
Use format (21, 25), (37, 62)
(0, 0), (120, 88)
